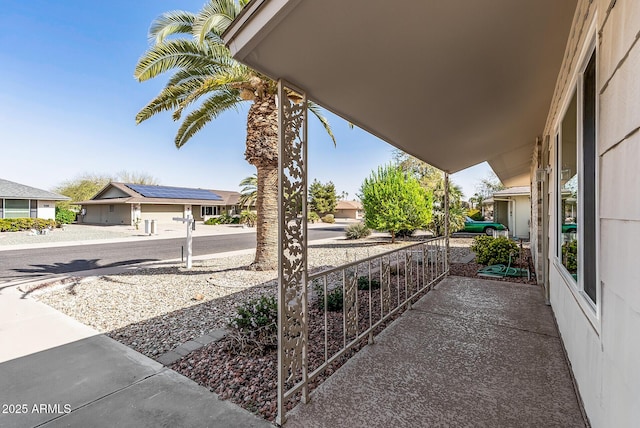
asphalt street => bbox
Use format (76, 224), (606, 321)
(0, 226), (346, 280)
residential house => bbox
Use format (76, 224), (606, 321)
(0, 178), (69, 220)
(78, 182), (242, 225)
(334, 200), (363, 220)
(224, 1), (639, 426)
(491, 186), (531, 240)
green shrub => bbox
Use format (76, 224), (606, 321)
(55, 207), (76, 224)
(240, 210), (257, 227)
(345, 222), (371, 240)
(467, 209), (484, 221)
(307, 211), (320, 223)
(561, 239), (577, 273)
(227, 295), (278, 355)
(470, 235), (519, 266)
(204, 217), (219, 225)
(321, 213), (335, 224)
(314, 281), (343, 312)
(0, 218), (56, 232)
(357, 276), (381, 290)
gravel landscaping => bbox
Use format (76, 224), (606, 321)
(32, 235), (534, 422)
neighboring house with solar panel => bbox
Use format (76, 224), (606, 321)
(0, 178), (70, 220)
(77, 182), (243, 225)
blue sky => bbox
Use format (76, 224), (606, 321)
(0, 0), (492, 200)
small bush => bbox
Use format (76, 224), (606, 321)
(204, 217), (219, 225)
(240, 210), (257, 227)
(321, 213), (335, 224)
(357, 276), (381, 290)
(307, 211), (320, 223)
(470, 235), (519, 266)
(467, 209), (484, 221)
(314, 281), (343, 312)
(345, 222), (371, 240)
(226, 295), (278, 355)
(55, 207), (76, 224)
(0, 218), (56, 232)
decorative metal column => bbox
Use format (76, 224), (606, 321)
(444, 172), (450, 271)
(276, 79), (308, 426)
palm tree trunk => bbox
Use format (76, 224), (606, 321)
(245, 93), (279, 270)
(252, 164), (278, 270)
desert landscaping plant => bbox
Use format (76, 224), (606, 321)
(307, 211), (320, 223)
(471, 235), (519, 266)
(226, 295), (277, 355)
(345, 222), (371, 240)
(314, 281), (344, 312)
(240, 210), (257, 227)
(321, 214), (336, 224)
(55, 207), (76, 224)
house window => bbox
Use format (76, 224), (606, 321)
(4, 199), (30, 218)
(556, 47), (597, 305)
(201, 206), (220, 216)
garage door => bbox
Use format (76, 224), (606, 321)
(140, 204), (183, 222)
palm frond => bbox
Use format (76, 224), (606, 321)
(194, 0), (242, 42)
(134, 39), (231, 82)
(148, 10), (196, 44)
(136, 79), (206, 124)
(174, 91), (242, 148)
(308, 101), (337, 146)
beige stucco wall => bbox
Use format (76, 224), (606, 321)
(36, 200), (56, 220)
(531, 1), (640, 426)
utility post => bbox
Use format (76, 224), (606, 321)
(173, 216), (194, 268)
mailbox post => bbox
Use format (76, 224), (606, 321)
(173, 216), (194, 268)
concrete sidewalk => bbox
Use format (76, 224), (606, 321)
(0, 282), (271, 427)
(285, 276), (586, 427)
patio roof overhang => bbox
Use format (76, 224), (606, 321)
(224, 0), (576, 186)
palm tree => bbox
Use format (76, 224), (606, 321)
(238, 174), (257, 209)
(134, 0), (335, 270)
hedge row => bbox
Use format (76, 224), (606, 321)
(0, 218), (58, 232)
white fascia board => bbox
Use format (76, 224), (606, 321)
(225, 0), (301, 67)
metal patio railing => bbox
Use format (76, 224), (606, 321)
(280, 236), (449, 419)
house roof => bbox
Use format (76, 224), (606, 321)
(0, 178), (70, 201)
(78, 182), (240, 206)
(336, 200), (362, 210)
(493, 186), (531, 197)
(224, 0), (577, 186)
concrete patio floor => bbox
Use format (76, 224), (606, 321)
(285, 276), (587, 428)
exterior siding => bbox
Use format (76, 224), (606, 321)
(531, 0), (640, 426)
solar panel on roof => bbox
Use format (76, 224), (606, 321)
(125, 184), (222, 201)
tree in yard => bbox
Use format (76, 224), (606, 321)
(134, 0), (335, 270)
(53, 174), (112, 210)
(360, 165), (433, 243)
(238, 174), (257, 209)
(308, 179), (337, 216)
(115, 170), (159, 185)
(394, 150), (465, 236)
(475, 172), (505, 199)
